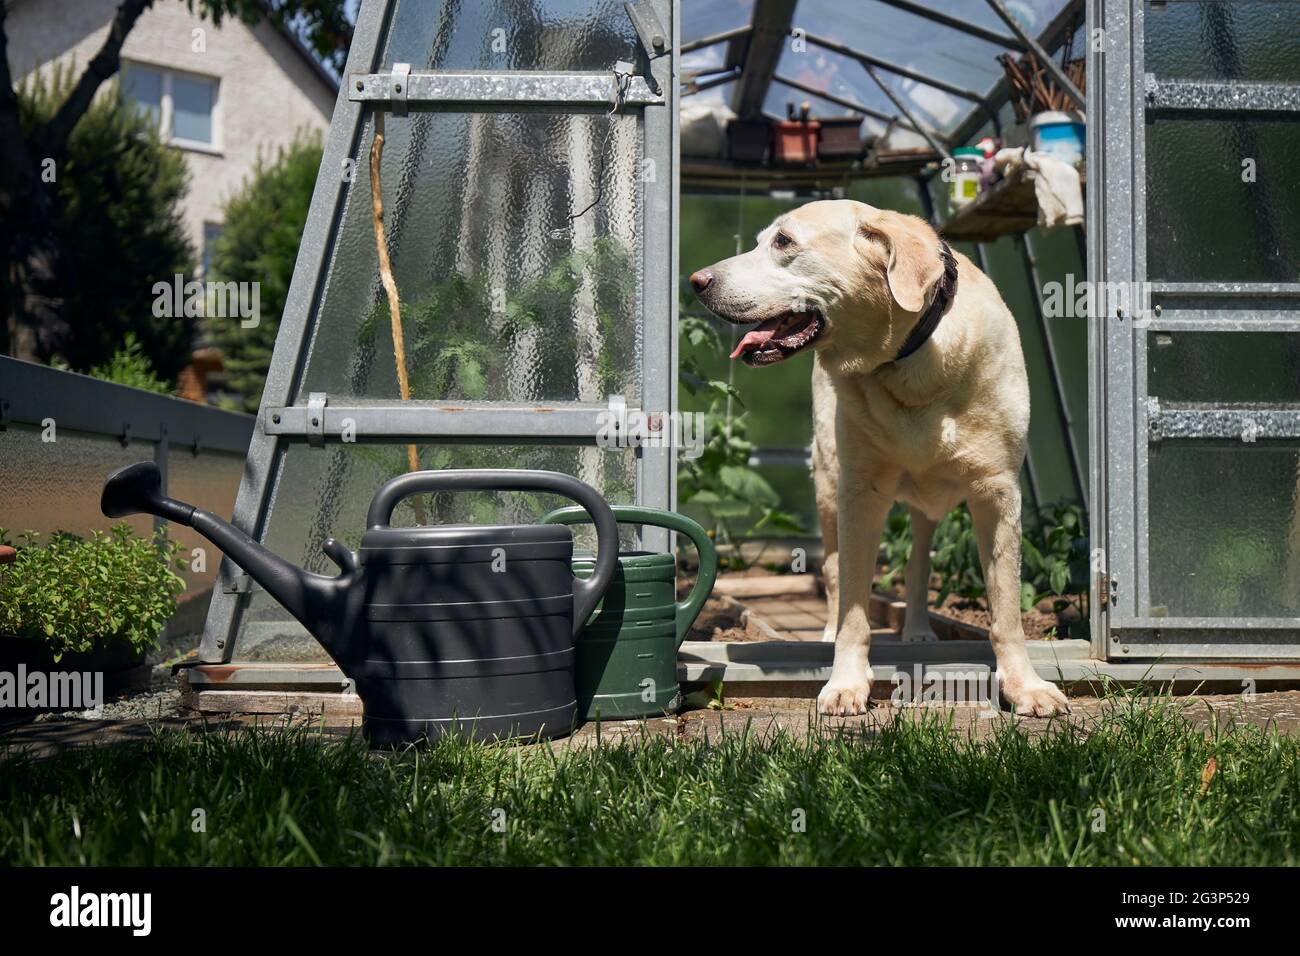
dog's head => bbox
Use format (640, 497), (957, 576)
(688, 200), (949, 369)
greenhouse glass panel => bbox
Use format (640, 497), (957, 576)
(199, 0), (676, 663)
(1145, 117), (1300, 283)
(0, 427), (155, 541)
(297, 109), (643, 404)
(682, 0), (756, 38)
(1148, 441), (1300, 619)
(1148, 332), (1300, 404)
(1145, 0), (1300, 83)
(380, 0), (645, 71)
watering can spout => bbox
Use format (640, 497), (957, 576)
(101, 462), (354, 662)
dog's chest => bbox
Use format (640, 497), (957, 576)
(895, 469), (966, 521)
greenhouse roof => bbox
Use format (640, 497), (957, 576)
(680, 0), (1084, 183)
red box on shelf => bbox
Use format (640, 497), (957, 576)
(771, 119), (820, 165)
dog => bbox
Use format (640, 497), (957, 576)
(688, 200), (1070, 718)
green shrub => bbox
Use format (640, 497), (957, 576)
(677, 316), (804, 566)
(0, 525), (186, 660)
(17, 65), (195, 379)
(205, 133), (322, 411)
(877, 501), (1090, 622)
(930, 504), (986, 605)
(1021, 501), (1090, 615)
(87, 333), (172, 394)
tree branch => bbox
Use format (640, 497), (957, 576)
(39, 0), (155, 156)
(0, 0), (32, 193)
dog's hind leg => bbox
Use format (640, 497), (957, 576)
(900, 507), (939, 642)
(968, 483), (1070, 717)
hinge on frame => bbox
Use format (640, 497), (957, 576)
(1092, 547), (1116, 611)
(1097, 572), (1118, 611)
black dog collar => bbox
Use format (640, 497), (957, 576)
(893, 241), (958, 362)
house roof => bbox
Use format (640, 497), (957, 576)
(3, 0), (339, 96)
(267, 16), (339, 96)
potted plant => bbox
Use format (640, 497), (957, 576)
(0, 524), (186, 713)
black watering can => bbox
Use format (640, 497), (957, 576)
(101, 462), (618, 746)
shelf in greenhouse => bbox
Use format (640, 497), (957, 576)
(942, 163), (1088, 244)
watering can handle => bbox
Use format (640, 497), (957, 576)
(540, 505), (718, 646)
(367, 469), (618, 637)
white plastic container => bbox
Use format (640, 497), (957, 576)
(1030, 111), (1085, 166)
(948, 148), (983, 210)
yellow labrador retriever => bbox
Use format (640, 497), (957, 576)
(688, 200), (1069, 718)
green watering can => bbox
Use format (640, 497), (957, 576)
(540, 505), (718, 720)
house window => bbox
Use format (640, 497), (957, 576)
(122, 62), (218, 150)
(202, 222), (224, 277)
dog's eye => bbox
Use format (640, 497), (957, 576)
(773, 232), (793, 250)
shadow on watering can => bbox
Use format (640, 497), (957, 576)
(540, 505), (718, 720)
(101, 462), (618, 746)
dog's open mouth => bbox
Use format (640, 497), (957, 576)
(729, 310), (826, 366)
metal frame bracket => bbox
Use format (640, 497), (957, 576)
(389, 62), (411, 116)
(306, 392), (327, 449)
(1145, 74), (1300, 114)
(1147, 397), (1300, 443)
(625, 0), (669, 58)
(348, 70), (663, 109)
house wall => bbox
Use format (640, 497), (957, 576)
(6, 0), (335, 261)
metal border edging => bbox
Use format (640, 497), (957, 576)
(0, 356), (253, 455)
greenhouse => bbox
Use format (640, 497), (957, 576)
(7, 0), (1300, 888)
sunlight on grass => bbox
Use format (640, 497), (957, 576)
(2, 696), (1297, 866)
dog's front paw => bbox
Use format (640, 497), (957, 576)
(817, 679), (873, 716)
(1002, 678), (1070, 717)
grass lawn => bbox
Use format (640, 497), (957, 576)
(2, 696), (1298, 866)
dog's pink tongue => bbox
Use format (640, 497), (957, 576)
(730, 327), (776, 359)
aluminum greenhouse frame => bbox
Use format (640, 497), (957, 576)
(187, 0), (1300, 704)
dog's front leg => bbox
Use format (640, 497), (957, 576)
(817, 460), (893, 716)
(968, 484), (1071, 717)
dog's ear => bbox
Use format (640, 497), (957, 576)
(857, 210), (945, 313)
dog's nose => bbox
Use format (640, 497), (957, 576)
(689, 269), (714, 294)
